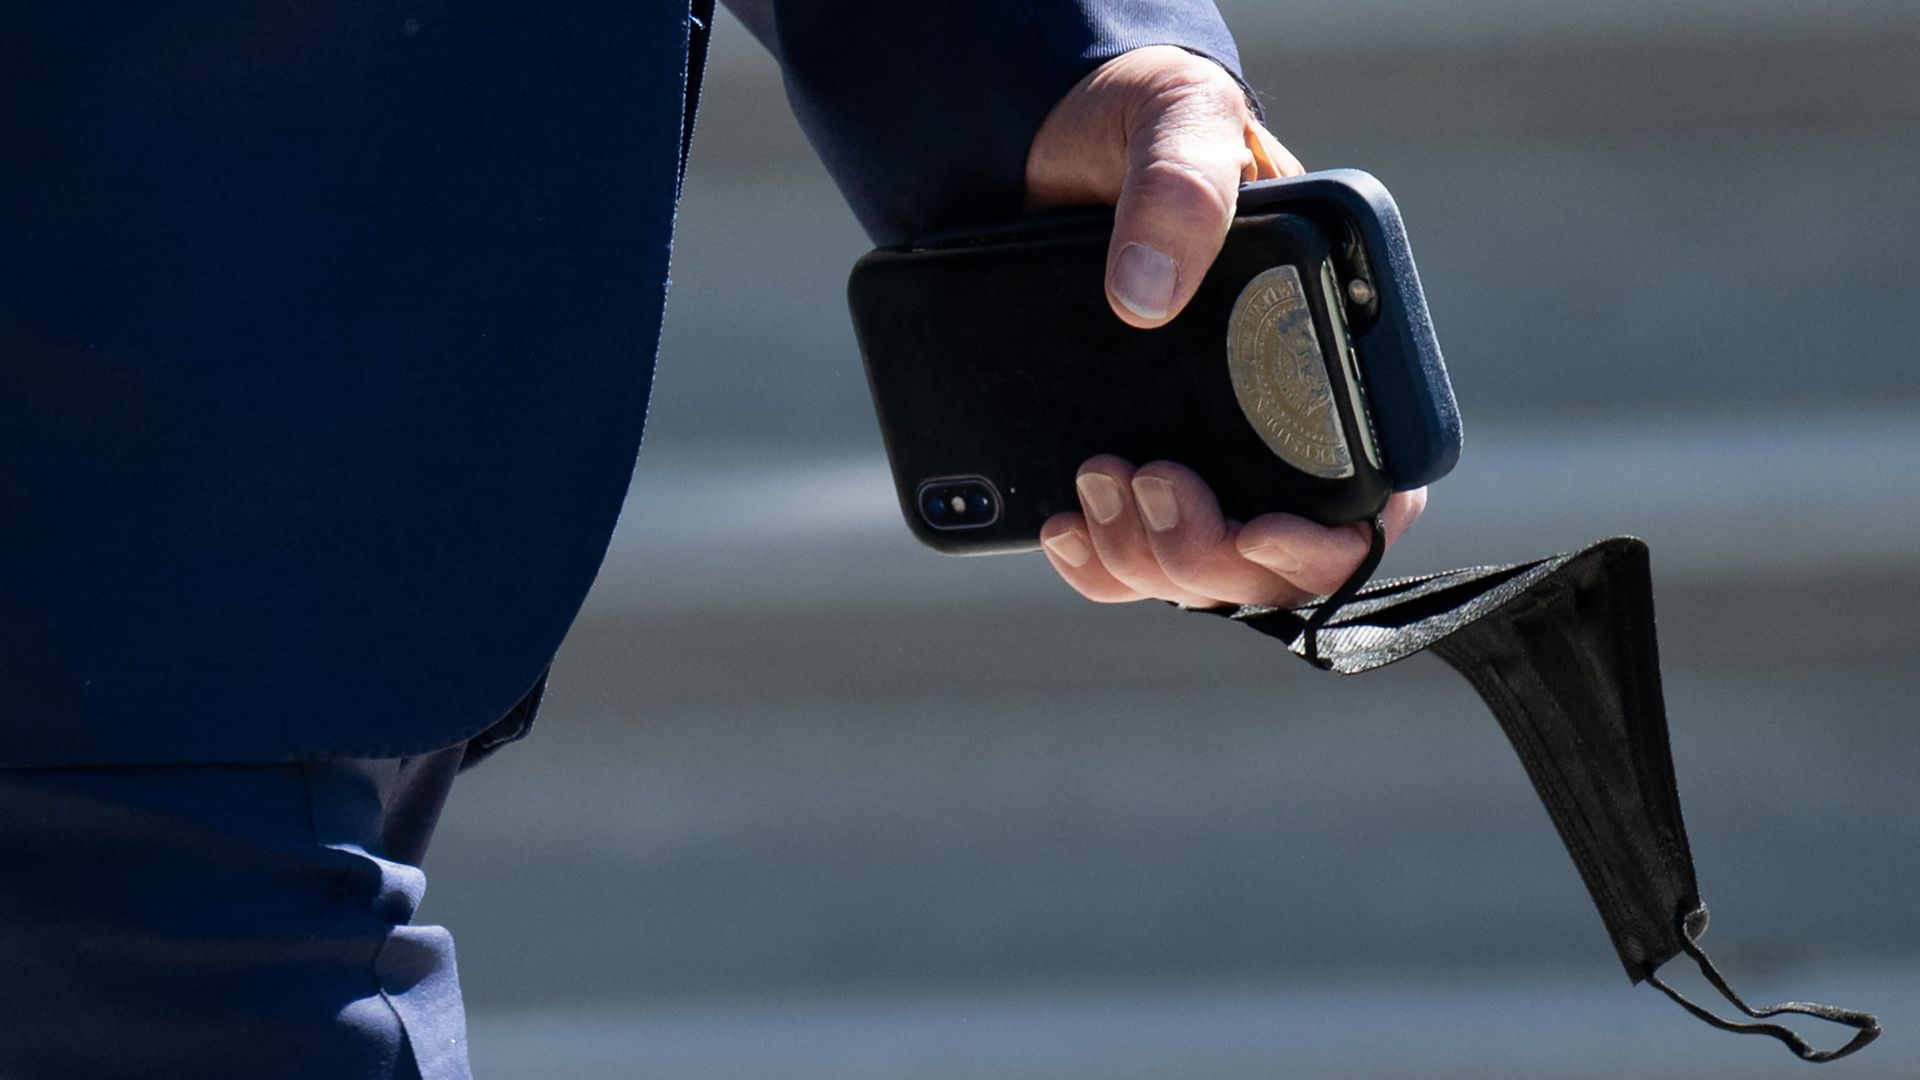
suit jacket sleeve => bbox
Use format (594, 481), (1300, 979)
(720, 0), (1255, 245)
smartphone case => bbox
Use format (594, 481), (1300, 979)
(1245, 170), (1460, 490)
(850, 169), (1459, 555)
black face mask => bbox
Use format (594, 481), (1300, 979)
(1203, 521), (1880, 1064)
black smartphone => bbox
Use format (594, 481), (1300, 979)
(848, 169), (1459, 555)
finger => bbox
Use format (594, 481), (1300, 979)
(1244, 121), (1304, 180)
(1234, 488), (1431, 596)
(1234, 511), (1373, 598)
(1379, 487), (1429, 551)
(1128, 461), (1314, 608)
(1039, 512), (1144, 603)
(1104, 56), (1256, 328)
(1074, 455), (1214, 607)
(1236, 514), (1368, 597)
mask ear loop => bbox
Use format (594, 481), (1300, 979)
(1645, 910), (1881, 1063)
(1299, 514), (1388, 669)
(1211, 532), (1885, 1061)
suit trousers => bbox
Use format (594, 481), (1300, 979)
(0, 745), (473, 1079)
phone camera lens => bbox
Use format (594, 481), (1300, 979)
(916, 478), (1000, 532)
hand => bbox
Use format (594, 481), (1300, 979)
(1024, 45), (1426, 608)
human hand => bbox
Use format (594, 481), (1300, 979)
(1024, 45), (1426, 608)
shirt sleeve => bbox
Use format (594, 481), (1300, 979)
(720, 0), (1252, 245)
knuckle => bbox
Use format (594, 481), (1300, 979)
(1147, 547), (1196, 588)
(1159, 565), (1215, 601)
(1140, 57), (1248, 119)
(1105, 552), (1178, 597)
(1067, 575), (1131, 604)
(1107, 561), (1168, 595)
(1150, 538), (1228, 594)
(1129, 157), (1237, 220)
(1300, 559), (1361, 596)
(1085, 531), (1147, 571)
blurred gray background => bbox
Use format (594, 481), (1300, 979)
(419, 3), (1920, 1076)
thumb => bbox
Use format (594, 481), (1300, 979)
(1103, 53), (1278, 328)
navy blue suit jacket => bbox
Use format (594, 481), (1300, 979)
(0, 1), (1245, 766)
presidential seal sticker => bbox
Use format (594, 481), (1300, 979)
(1225, 265), (1354, 479)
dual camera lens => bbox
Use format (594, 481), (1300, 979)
(917, 477), (999, 531)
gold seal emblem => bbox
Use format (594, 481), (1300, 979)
(1225, 265), (1354, 480)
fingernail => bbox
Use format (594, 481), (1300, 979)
(1112, 243), (1177, 320)
(1076, 473), (1124, 525)
(1042, 529), (1092, 568)
(1131, 475), (1178, 532)
(1241, 540), (1305, 575)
